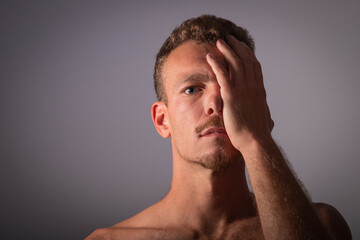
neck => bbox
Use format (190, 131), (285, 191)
(163, 154), (256, 231)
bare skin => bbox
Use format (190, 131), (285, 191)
(86, 37), (352, 240)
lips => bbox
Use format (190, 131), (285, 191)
(200, 127), (227, 137)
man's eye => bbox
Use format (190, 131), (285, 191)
(184, 86), (200, 95)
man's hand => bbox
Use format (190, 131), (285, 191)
(207, 36), (351, 240)
(206, 35), (274, 152)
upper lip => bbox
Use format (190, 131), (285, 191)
(200, 127), (227, 136)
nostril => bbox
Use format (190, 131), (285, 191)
(207, 108), (214, 115)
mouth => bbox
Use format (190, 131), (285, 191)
(200, 127), (228, 137)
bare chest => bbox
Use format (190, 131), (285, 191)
(152, 219), (264, 240)
(101, 217), (264, 240)
(199, 220), (264, 240)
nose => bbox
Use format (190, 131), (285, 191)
(205, 85), (223, 116)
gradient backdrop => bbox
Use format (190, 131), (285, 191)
(1, 1), (359, 239)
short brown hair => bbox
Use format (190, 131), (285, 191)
(153, 15), (255, 104)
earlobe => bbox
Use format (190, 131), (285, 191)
(151, 101), (170, 138)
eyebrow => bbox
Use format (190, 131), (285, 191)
(173, 73), (210, 92)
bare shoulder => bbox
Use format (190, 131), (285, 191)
(111, 200), (166, 229)
(313, 202), (352, 240)
(85, 226), (195, 240)
(86, 201), (196, 240)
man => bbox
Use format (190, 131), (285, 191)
(87, 15), (351, 240)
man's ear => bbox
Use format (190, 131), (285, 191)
(151, 101), (170, 138)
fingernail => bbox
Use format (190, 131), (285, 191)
(208, 53), (215, 58)
(226, 34), (234, 40)
(219, 39), (226, 45)
(241, 42), (249, 48)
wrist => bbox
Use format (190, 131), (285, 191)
(239, 134), (276, 160)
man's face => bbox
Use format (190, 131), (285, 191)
(161, 40), (242, 170)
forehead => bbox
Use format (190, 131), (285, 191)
(162, 40), (225, 93)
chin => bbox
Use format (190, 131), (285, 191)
(196, 149), (241, 171)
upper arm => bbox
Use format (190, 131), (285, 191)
(314, 202), (352, 240)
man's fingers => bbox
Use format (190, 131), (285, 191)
(254, 59), (266, 97)
(226, 35), (261, 89)
(216, 39), (241, 70)
(206, 53), (230, 92)
(266, 103), (274, 131)
(215, 39), (245, 87)
(270, 118), (275, 131)
(226, 35), (250, 62)
(243, 44), (266, 92)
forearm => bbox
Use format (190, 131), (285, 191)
(243, 138), (331, 240)
(207, 36), (335, 239)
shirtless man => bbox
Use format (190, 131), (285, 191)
(86, 15), (352, 240)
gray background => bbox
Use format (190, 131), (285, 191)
(1, 1), (359, 239)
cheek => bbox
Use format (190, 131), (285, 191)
(170, 98), (203, 133)
(175, 97), (203, 117)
